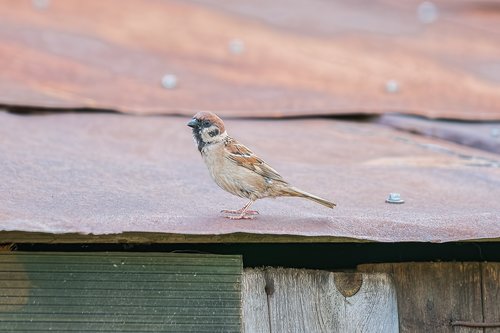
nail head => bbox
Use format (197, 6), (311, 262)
(417, 1), (438, 24)
(161, 74), (178, 89)
(229, 39), (245, 55)
(32, 0), (50, 10)
(385, 80), (400, 94)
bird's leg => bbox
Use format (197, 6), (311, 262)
(222, 200), (258, 220)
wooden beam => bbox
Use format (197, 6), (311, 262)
(359, 263), (484, 333)
(482, 263), (500, 333)
(242, 268), (398, 332)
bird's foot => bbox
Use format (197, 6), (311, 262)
(225, 213), (255, 220)
(221, 208), (259, 215)
(221, 200), (258, 220)
(222, 209), (259, 220)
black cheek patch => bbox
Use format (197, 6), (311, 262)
(192, 128), (205, 152)
(208, 129), (219, 137)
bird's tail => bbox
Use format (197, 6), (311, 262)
(282, 186), (336, 209)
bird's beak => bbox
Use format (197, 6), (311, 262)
(187, 118), (199, 128)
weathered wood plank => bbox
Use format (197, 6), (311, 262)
(242, 268), (270, 333)
(359, 263), (483, 333)
(331, 272), (399, 333)
(243, 268), (398, 333)
(483, 263), (500, 333)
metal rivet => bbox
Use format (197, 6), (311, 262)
(229, 39), (245, 55)
(385, 80), (400, 93)
(161, 74), (178, 89)
(32, 0), (50, 10)
(386, 193), (405, 204)
(417, 1), (438, 24)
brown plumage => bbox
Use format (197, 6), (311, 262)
(187, 111), (336, 219)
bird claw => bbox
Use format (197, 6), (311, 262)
(221, 209), (259, 215)
(225, 214), (255, 220)
(221, 201), (258, 220)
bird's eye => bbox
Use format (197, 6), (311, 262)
(203, 121), (211, 127)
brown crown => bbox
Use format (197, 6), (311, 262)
(193, 111), (225, 133)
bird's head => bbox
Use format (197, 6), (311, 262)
(187, 111), (226, 152)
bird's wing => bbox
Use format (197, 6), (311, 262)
(224, 138), (286, 183)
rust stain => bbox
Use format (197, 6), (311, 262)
(0, 0), (499, 119)
(0, 112), (499, 243)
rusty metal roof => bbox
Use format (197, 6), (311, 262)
(378, 114), (500, 154)
(1, 1), (500, 244)
(1, 0), (500, 120)
(1, 111), (499, 243)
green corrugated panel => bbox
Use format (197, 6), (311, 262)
(0, 252), (242, 332)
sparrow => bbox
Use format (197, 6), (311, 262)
(187, 111), (336, 220)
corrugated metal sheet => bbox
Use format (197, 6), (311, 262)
(1, 0), (500, 120)
(0, 252), (242, 332)
(1, 112), (499, 243)
(378, 114), (500, 154)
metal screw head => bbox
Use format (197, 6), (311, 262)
(386, 193), (405, 204)
(32, 0), (50, 10)
(228, 39), (245, 55)
(417, 1), (438, 24)
(385, 80), (400, 94)
(161, 74), (178, 89)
